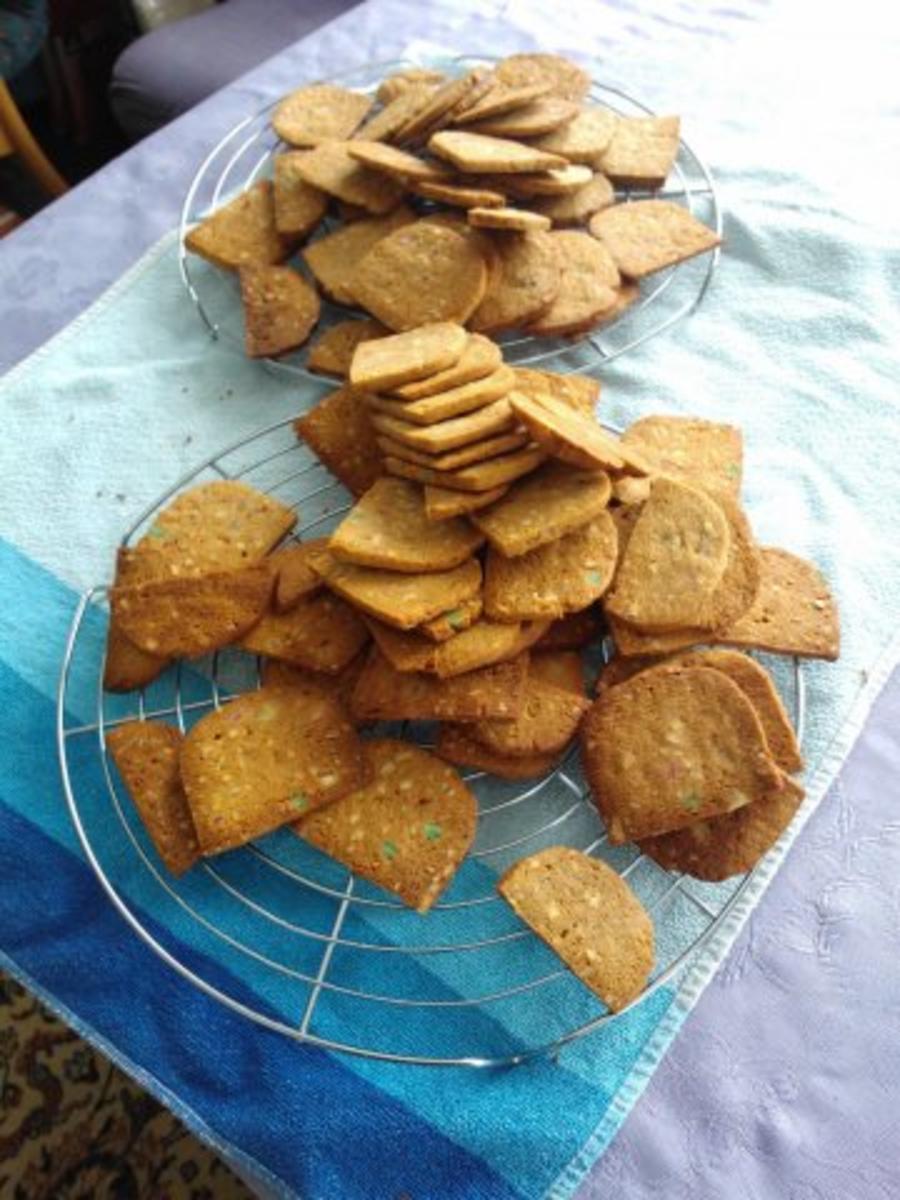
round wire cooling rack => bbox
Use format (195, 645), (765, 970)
(178, 55), (722, 383)
(58, 416), (804, 1068)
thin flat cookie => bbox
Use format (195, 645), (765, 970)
(589, 200), (721, 279)
(418, 593), (484, 642)
(111, 564), (273, 658)
(363, 618), (439, 673)
(471, 460), (611, 557)
(621, 415), (743, 498)
(315, 551), (482, 629)
(468, 206), (551, 233)
(294, 385), (383, 497)
(526, 231), (620, 336)
(270, 539), (328, 611)
(302, 207), (415, 305)
(262, 650), (369, 725)
(239, 265), (320, 358)
(580, 666), (784, 843)
(428, 130), (567, 174)
(272, 84), (372, 146)
(511, 367), (600, 416)
(375, 430), (529, 472)
(370, 398), (515, 454)
(349, 649), (527, 722)
(604, 477), (731, 632)
(436, 724), (562, 780)
(469, 231), (560, 334)
(532, 173), (615, 226)
(509, 389), (649, 474)
(291, 141), (405, 214)
(424, 483), (509, 520)
(353, 81), (437, 143)
(375, 366), (515, 426)
(484, 512), (618, 621)
(346, 140), (452, 182)
(499, 847), (653, 1011)
(185, 181), (294, 269)
(598, 115), (680, 188)
(434, 619), (548, 679)
(532, 107), (619, 163)
(377, 69), (445, 105)
(696, 495), (760, 632)
(396, 71), (481, 143)
(392, 334), (503, 400)
(328, 477), (483, 571)
(639, 775), (804, 882)
(500, 164), (593, 198)
(493, 54), (591, 102)
(106, 721), (199, 875)
(453, 82), (553, 124)
(471, 672), (590, 755)
(296, 739), (477, 912)
(307, 319), (389, 377)
(349, 321), (467, 391)
(351, 221), (487, 331)
(180, 686), (369, 854)
(240, 590), (369, 673)
(412, 179), (507, 208)
(104, 620), (169, 692)
(465, 97), (580, 139)
(272, 154), (328, 237)
(385, 445), (546, 493)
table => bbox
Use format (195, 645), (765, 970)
(2, 2), (899, 1196)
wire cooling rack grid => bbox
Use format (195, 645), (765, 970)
(58, 416), (804, 1067)
(178, 55), (722, 381)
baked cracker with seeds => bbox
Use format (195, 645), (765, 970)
(493, 54), (591, 103)
(722, 547), (839, 660)
(377, 69), (445, 105)
(315, 550), (481, 629)
(428, 130), (568, 174)
(272, 154), (328, 237)
(500, 164), (593, 198)
(375, 431), (529, 473)
(526, 230), (620, 336)
(412, 179), (507, 208)
(598, 114), (680, 188)
(262, 651), (370, 726)
(392, 334), (503, 400)
(589, 199), (721, 279)
(185, 180), (295, 269)
(349, 649), (527, 722)
(294, 385), (383, 497)
(424, 483), (509, 521)
(419, 593), (484, 641)
(532, 107), (619, 163)
(370, 398), (515, 455)
(239, 265), (320, 358)
(347, 140), (453, 183)
(453, 82), (553, 124)
(240, 590), (369, 673)
(104, 620), (169, 692)
(353, 81), (436, 143)
(270, 540), (328, 611)
(530, 649), (586, 695)
(512, 367), (600, 416)
(302, 207), (415, 305)
(469, 230), (560, 333)
(272, 84), (372, 146)
(291, 141), (406, 213)
(434, 619), (549, 679)
(307, 319), (389, 378)
(437, 723), (564, 781)
(471, 670), (590, 756)
(499, 847), (653, 1011)
(466, 97), (580, 139)
(532, 173), (615, 226)
(349, 321), (467, 391)
(106, 721), (199, 875)
(621, 414), (743, 497)
(374, 366), (515, 426)
(296, 739), (477, 912)
(468, 206), (551, 233)
(509, 389), (649, 474)
(385, 445), (546, 493)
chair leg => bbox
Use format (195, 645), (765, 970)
(0, 79), (68, 197)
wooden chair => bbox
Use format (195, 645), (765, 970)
(0, 76), (67, 195)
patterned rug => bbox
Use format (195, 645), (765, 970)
(0, 972), (254, 1199)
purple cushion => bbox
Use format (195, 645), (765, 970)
(110, 0), (360, 139)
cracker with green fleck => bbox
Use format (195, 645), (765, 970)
(349, 649), (527, 722)
(185, 181), (295, 269)
(418, 594), (484, 642)
(106, 721), (199, 875)
(240, 589), (369, 673)
(294, 385), (384, 497)
(498, 847), (653, 1011)
(181, 685), (370, 854)
(471, 461), (611, 557)
(329, 477), (483, 572)
(436, 725), (563, 780)
(639, 775), (804, 882)
(314, 550), (481, 629)
(272, 84), (373, 147)
(621, 415), (743, 498)
(111, 563), (273, 658)
(348, 321), (467, 391)
(580, 666), (783, 844)
(296, 739), (477, 912)
(484, 512), (618, 621)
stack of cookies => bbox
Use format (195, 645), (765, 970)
(183, 52), (720, 358)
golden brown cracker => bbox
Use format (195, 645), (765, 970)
(721, 547), (839, 661)
(315, 550), (482, 629)
(294, 384), (383, 497)
(385, 445), (546, 493)
(535, 608), (602, 651)
(493, 54), (591, 103)
(272, 154), (328, 237)
(604, 477), (730, 631)
(500, 164), (593, 198)
(509, 389), (648, 474)
(262, 649), (370, 724)
(436, 724), (563, 780)
(392, 334), (503, 399)
(363, 618), (438, 673)
(104, 621), (169, 693)
(499, 847), (653, 1011)
(377, 69), (445, 105)
(272, 84), (372, 146)
(111, 564), (273, 658)
(621, 415), (743, 498)
(239, 265), (320, 358)
(598, 115), (680, 188)
(291, 141), (406, 213)
(469, 230), (560, 334)
(329, 476), (483, 571)
(396, 71), (481, 143)
(424, 483), (509, 520)
(270, 540), (328, 611)
(428, 130), (567, 174)
(348, 321), (467, 391)
(697, 495), (760, 632)
(465, 97), (580, 139)
(453, 82), (553, 124)
(307, 318), (389, 378)
(302, 207), (415, 305)
(296, 739), (477, 912)
(472, 460), (611, 557)
(412, 179), (507, 208)
(434, 619), (549, 679)
(468, 206), (551, 233)
(353, 81), (437, 143)
(181, 686), (369, 854)
(349, 649), (527, 722)
(511, 367), (600, 416)
(106, 721), (199, 875)
(472, 672), (589, 756)
(639, 775), (805, 882)
(531, 173), (615, 226)
(352, 221), (488, 331)
(589, 199), (720, 279)
(240, 589), (369, 673)
(346, 139), (452, 182)
(370, 398), (515, 454)
(532, 107), (618, 163)
(484, 512), (618, 621)
(525, 230), (620, 336)
(376, 366), (515, 426)
(184, 181), (294, 269)
(606, 614), (705, 658)
(580, 666), (783, 843)
(418, 593), (484, 642)
(375, 430), (529, 472)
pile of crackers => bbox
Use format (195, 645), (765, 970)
(101, 321), (838, 1015)
(184, 53), (720, 359)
